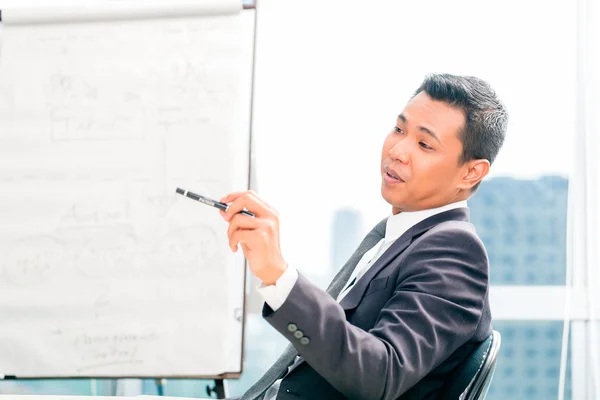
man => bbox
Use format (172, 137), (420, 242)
(220, 73), (508, 399)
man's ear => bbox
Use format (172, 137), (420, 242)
(458, 159), (490, 190)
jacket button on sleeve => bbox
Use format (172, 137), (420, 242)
(299, 337), (310, 345)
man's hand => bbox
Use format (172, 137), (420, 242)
(220, 190), (287, 285)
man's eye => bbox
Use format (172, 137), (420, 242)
(394, 126), (404, 134)
(420, 142), (433, 150)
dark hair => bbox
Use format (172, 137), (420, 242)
(414, 73), (508, 191)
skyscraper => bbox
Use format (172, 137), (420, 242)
(330, 208), (365, 280)
(469, 176), (571, 400)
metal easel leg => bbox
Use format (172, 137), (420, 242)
(206, 379), (227, 399)
(155, 378), (166, 396)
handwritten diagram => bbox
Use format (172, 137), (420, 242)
(1, 223), (224, 286)
(51, 327), (159, 373)
(153, 225), (219, 278)
(2, 236), (65, 287)
(73, 230), (137, 279)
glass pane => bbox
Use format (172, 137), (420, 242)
(470, 177), (569, 285)
(226, 314), (288, 397)
(0, 379), (112, 396)
(246, 0), (578, 395)
(489, 321), (571, 400)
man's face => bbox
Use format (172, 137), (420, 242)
(381, 91), (468, 213)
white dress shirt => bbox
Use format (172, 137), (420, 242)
(258, 200), (468, 400)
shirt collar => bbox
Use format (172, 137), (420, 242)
(384, 200), (468, 242)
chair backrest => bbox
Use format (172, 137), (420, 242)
(440, 330), (502, 400)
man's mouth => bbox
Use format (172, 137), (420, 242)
(384, 166), (405, 183)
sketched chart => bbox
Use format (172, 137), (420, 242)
(47, 72), (146, 142)
(71, 229), (137, 280)
(136, 192), (178, 220)
(153, 225), (219, 278)
(92, 283), (112, 319)
(132, 55), (220, 140)
(2, 236), (66, 287)
(60, 197), (131, 226)
(51, 325), (159, 373)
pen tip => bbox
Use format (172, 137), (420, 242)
(175, 187), (185, 195)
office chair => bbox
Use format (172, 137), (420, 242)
(440, 330), (502, 400)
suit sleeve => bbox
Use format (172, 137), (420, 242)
(262, 227), (489, 400)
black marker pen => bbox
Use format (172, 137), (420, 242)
(176, 188), (255, 217)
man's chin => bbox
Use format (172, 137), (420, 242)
(380, 184), (405, 206)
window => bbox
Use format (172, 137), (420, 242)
(248, 0), (576, 398)
(488, 322), (572, 400)
(0, 0), (583, 398)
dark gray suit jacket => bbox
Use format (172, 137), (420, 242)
(243, 208), (491, 400)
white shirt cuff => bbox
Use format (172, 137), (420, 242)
(256, 266), (299, 311)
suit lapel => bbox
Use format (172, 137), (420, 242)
(339, 230), (413, 310)
(326, 218), (387, 299)
(339, 207), (470, 311)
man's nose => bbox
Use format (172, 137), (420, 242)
(389, 141), (410, 164)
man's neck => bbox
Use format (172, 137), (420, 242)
(386, 200), (468, 240)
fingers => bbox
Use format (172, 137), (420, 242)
(221, 191), (274, 220)
(228, 229), (256, 253)
(220, 191), (280, 254)
(225, 214), (278, 252)
(220, 191), (253, 204)
(227, 214), (261, 245)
